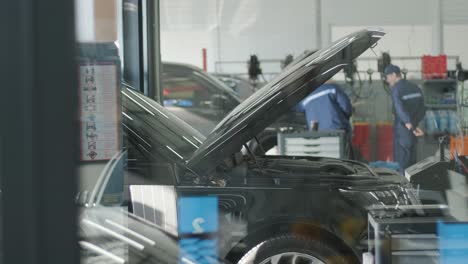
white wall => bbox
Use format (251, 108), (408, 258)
(160, 0), (468, 74)
(333, 26), (433, 57)
(214, 0), (318, 74)
(442, 0), (468, 68)
(320, 0), (440, 50)
(160, 30), (216, 69)
(443, 0), (468, 24)
(444, 25), (468, 67)
(160, 0), (318, 74)
(321, 0), (438, 26)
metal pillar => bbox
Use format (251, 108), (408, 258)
(433, 0), (444, 55)
(0, 0), (78, 263)
(147, 0), (163, 103)
(315, 0), (322, 49)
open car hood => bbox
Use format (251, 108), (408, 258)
(187, 29), (385, 175)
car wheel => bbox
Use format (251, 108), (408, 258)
(238, 235), (348, 264)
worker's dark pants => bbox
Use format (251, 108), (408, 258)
(393, 123), (417, 174)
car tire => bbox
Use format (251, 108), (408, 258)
(237, 235), (349, 264)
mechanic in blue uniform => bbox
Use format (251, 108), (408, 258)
(296, 80), (353, 158)
(384, 65), (425, 174)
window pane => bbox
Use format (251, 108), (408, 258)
(71, 0), (468, 263)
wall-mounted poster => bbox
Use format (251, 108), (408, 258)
(79, 63), (120, 161)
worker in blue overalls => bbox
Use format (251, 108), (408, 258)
(384, 64), (425, 174)
(296, 80), (353, 158)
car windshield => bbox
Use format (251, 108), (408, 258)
(121, 85), (206, 162)
(192, 68), (242, 100)
(164, 63), (241, 102)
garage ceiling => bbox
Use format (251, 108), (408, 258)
(442, 0), (468, 24)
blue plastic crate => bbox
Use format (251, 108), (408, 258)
(178, 196), (219, 264)
(438, 221), (468, 264)
(369, 161), (400, 171)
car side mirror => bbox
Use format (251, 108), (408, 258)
(75, 190), (89, 207)
(210, 94), (228, 111)
(225, 80), (237, 89)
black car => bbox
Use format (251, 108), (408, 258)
(77, 150), (180, 264)
(211, 73), (256, 100)
(161, 62), (307, 154)
(78, 150), (232, 264)
(162, 62), (242, 135)
(121, 29), (420, 264)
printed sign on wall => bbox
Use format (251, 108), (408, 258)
(79, 63), (120, 161)
(178, 196), (219, 264)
